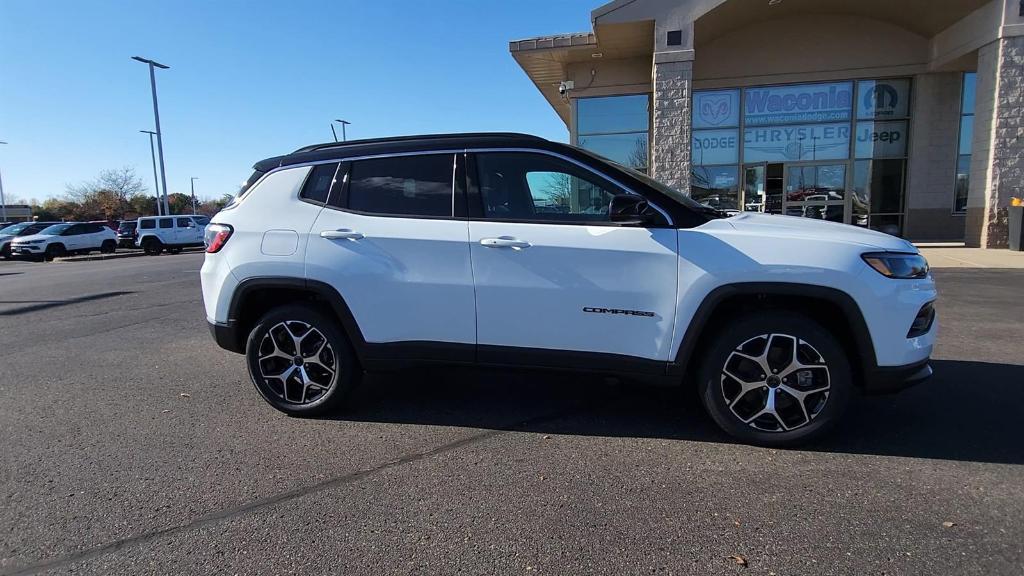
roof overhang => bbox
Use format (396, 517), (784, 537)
(509, 20), (654, 126)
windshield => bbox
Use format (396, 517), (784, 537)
(118, 222), (137, 232)
(0, 223), (33, 235)
(569, 145), (716, 213)
(38, 223), (73, 235)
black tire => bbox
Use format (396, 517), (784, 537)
(245, 303), (361, 416)
(43, 243), (66, 262)
(697, 311), (852, 447)
(100, 240), (116, 254)
(142, 237), (163, 255)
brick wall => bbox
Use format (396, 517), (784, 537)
(651, 59), (692, 195)
(965, 35), (1024, 248)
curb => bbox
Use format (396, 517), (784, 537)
(54, 248), (203, 263)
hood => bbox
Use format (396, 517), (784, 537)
(722, 213), (916, 252)
(11, 233), (56, 243)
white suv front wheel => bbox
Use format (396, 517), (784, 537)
(698, 312), (852, 447)
(245, 304), (360, 416)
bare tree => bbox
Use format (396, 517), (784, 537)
(66, 166), (146, 203)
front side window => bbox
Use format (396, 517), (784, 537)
(177, 218), (192, 228)
(475, 152), (621, 223)
(159, 218), (173, 229)
(345, 154), (453, 217)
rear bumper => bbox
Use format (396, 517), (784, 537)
(208, 320), (245, 354)
(863, 359), (932, 395)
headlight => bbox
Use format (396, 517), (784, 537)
(861, 252), (929, 279)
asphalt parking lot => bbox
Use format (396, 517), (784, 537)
(1, 254), (1022, 575)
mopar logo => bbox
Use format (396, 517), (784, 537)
(583, 307), (655, 318)
(863, 83), (898, 113)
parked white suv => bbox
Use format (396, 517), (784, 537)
(136, 214), (209, 255)
(200, 133), (937, 446)
(11, 222), (117, 260)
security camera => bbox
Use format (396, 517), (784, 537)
(558, 80), (574, 96)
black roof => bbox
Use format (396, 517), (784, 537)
(254, 132), (555, 172)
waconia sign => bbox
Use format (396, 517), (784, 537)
(744, 82), (853, 126)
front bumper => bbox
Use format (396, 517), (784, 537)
(208, 320), (245, 354)
(862, 359), (932, 395)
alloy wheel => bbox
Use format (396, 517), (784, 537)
(257, 320), (337, 405)
(720, 333), (830, 432)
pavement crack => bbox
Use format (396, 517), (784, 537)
(0, 408), (572, 576)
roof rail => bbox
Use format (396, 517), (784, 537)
(290, 132), (546, 155)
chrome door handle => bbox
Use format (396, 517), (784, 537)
(320, 229), (364, 240)
(480, 237), (530, 249)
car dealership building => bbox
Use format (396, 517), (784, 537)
(510, 0), (1024, 247)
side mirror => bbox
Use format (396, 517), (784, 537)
(609, 194), (651, 225)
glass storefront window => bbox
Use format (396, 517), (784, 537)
(786, 165), (846, 202)
(577, 133), (648, 169)
(693, 90), (740, 129)
(743, 123), (851, 162)
(692, 129), (739, 165)
(856, 79), (911, 119)
(576, 95), (649, 171)
(691, 165), (739, 211)
(953, 73), (976, 214)
(853, 159), (906, 226)
(854, 120), (908, 159)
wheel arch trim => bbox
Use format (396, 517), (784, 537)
(670, 282), (877, 378)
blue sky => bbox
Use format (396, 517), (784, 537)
(0, 0), (595, 202)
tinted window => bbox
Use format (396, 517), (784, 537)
(346, 155), (453, 217)
(40, 223), (73, 235)
(475, 152), (620, 222)
(84, 224), (103, 233)
(193, 216), (210, 225)
(177, 218), (192, 228)
(63, 224), (84, 236)
(118, 222), (137, 233)
(139, 219), (155, 230)
(159, 218), (174, 229)
(300, 163), (338, 204)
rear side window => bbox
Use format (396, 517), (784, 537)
(300, 163), (339, 204)
(85, 224), (103, 233)
(159, 218), (173, 229)
(140, 219), (155, 230)
(344, 154), (454, 217)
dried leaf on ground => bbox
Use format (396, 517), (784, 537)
(728, 554), (748, 567)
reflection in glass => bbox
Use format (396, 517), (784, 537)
(691, 165), (739, 211)
(958, 115), (974, 156)
(954, 154), (970, 213)
(743, 165), (765, 212)
(853, 159), (905, 215)
(961, 73), (977, 115)
(578, 133), (648, 169)
(870, 214), (902, 237)
(577, 95), (650, 135)
(785, 165), (846, 202)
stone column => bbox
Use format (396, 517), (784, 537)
(651, 55), (693, 195)
(965, 35), (1024, 248)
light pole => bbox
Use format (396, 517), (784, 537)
(132, 56), (171, 216)
(0, 141), (7, 223)
(190, 177), (199, 214)
(333, 119), (350, 142)
(139, 130), (163, 215)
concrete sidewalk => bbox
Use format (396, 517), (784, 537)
(918, 246), (1024, 268)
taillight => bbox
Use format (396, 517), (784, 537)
(204, 223), (233, 253)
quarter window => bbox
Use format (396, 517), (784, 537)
(300, 163), (339, 204)
(475, 152), (621, 223)
(345, 155), (454, 217)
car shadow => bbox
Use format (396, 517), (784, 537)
(327, 359), (1024, 465)
(0, 290), (134, 316)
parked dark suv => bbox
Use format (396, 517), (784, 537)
(117, 221), (138, 248)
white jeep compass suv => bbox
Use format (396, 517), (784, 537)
(12, 222), (117, 260)
(201, 133), (936, 446)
